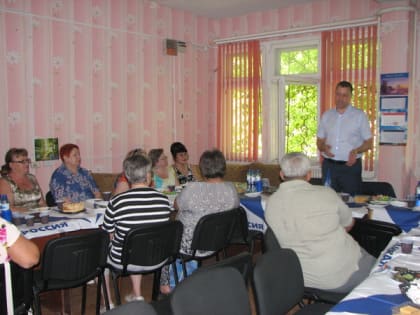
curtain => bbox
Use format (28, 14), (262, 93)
(217, 40), (261, 161)
(321, 25), (378, 172)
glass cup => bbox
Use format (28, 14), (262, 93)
(406, 195), (416, 208)
(12, 212), (23, 225)
(401, 238), (414, 254)
(102, 191), (111, 201)
(25, 214), (35, 227)
(40, 211), (49, 224)
(340, 193), (350, 203)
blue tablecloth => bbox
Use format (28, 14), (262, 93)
(240, 196), (266, 232)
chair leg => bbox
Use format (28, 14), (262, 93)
(96, 275), (106, 315)
(152, 270), (162, 301)
(32, 289), (42, 315)
(111, 273), (121, 305)
(81, 284), (87, 315)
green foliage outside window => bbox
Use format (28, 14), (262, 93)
(279, 48), (318, 75)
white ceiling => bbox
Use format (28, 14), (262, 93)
(155, 0), (320, 19)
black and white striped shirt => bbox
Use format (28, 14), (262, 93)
(102, 187), (171, 264)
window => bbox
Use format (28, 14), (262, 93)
(263, 40), (321, 162)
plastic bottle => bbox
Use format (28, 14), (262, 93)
(1, 194), (12, 223)
(415, 181), (420, 207)
(324, 169), (331, 187)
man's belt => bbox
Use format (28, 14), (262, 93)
(324, 158), (347, 165)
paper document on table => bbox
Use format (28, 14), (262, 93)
(352, 207), (368, 218)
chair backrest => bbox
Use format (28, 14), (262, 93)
(171, 267), (252, 315)
(198, 251), (253, 283)
(252, 248), (304, 315)
(229, 207), (250, 244)
(360, 181), (396, 198)
(349, 218), (401, 258)
(121, 220), (183, 270)
(45, 191), (56, 207)
(104, 300), (158, 315)
(263, 225), (281, 253)
(40, 229), (109, 287)
(309, 178), (323, 186)
(190, 208), (237, 253)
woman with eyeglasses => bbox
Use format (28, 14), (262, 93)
(0, 148), (46, 212)
(49, 143), (101, 203)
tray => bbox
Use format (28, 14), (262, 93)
(55, 208), (86, 214)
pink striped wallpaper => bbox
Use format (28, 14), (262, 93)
(0, 0), (418, 197)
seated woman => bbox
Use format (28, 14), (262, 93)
(148, 148), (178, 190)
(103, 153), (171, 302)
(0, 217), (40, 268)
(0, 148), (46, 212)
(170, 142), (197, 185)
(160, 149), (239, 292)
(49, 143), (101, 202)
(111, 148), (145, 197)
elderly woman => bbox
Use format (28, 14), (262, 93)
(148, 148), (178, 190)
(49, 143), (101, 202)
(170, 142), (197, 185)
(0, 148), (46, 212)
(111, 148), (146, 197)
(160, 149), (239, 293)
(176, 149), (239, 254)
(103, 153), (171, 302)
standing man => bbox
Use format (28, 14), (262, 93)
(317, 81), (372, 195)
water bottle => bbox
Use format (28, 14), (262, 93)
(1, 195), (12, 223)
(415, 181), (420, 207)
(255, 169), (263, 192)
(324, 169), (331, 187)
(246, 169), (251, 192)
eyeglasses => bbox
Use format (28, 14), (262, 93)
(12, 159), (31, 164)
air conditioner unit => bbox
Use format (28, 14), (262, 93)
(165, 39), (187, 56)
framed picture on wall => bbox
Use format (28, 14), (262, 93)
(34, 138), (59, 161)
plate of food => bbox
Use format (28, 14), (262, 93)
(400, 280), (420, 306)
(370, 195), (395, 205)
(56, 202), (86, 214)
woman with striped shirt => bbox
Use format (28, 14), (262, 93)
(103, 153), (171, 303)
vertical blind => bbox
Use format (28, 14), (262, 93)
(217, 40), (261, 161)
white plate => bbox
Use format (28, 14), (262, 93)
(244, 192), (261, 198)
(390, 200), (408, 208)
(369, 200), (390, 205)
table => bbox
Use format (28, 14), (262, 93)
(349, 203), (420, 232)
(19, 207), (105, 239)
(327, 229), (420, 315)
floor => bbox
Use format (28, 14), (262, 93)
(37, 244), (301, 315)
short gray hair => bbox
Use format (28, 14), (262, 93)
(280, 152), (311, 178)
(123, 154), (152, 184)
(199, 149), (226, 179)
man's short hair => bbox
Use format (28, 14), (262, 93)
(280, 152), (311, 178)
(336, 81), (353, 94)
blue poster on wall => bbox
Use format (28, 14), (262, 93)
(379, 73), (408, 145)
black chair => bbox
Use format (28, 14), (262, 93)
(361, 181), (396, 198)
(179, 209), (237, 277)
(262, 225), (344, 305)
(309, 177), (323, 186)
(108, 220), (183, 304)
(104, 301), (158, 315)
(262, 225), (281, 253)
(349, 218), (401, 258)
(252, 249), (332, 315)
(32, 230), (110, 315)
(229, 207), (264, 254)
(171, 267), (252, 315)
(45, 191), (56, 207)
(198, 251), (253, 283)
